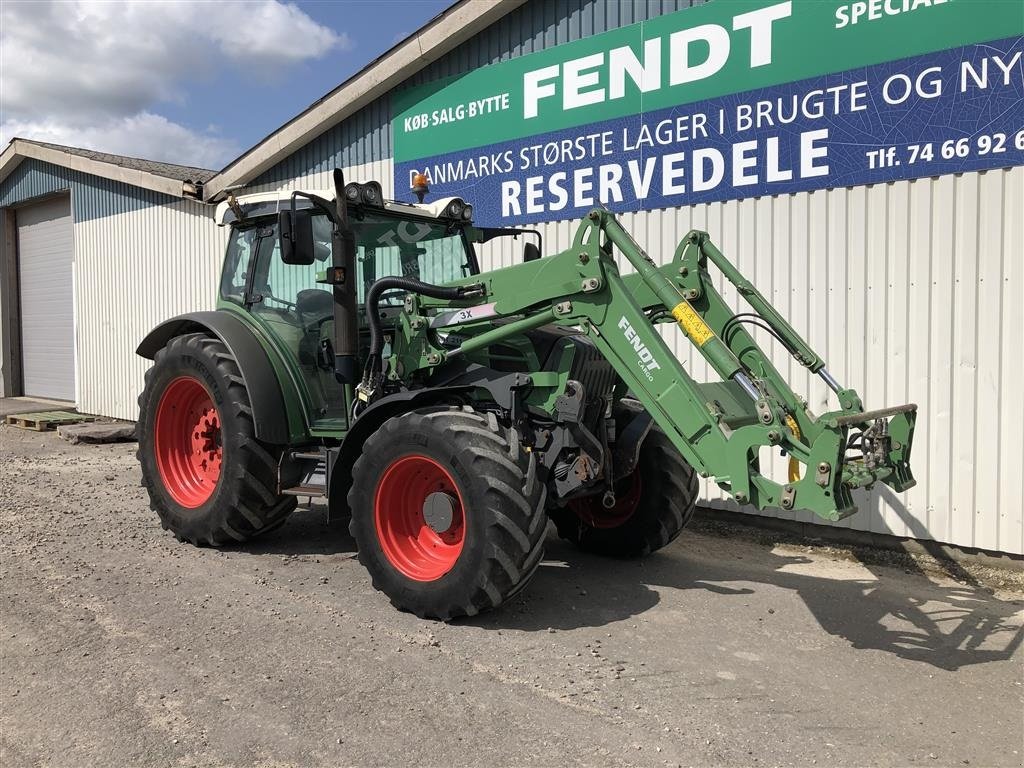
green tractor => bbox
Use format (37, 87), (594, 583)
(136, 169), (916, 619)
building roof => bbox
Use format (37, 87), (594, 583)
(0, 138), (215, 199)
(23, 140), (217, 183)
(202, 0), (525, 199)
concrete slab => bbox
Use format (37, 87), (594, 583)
(57, 421), (136, 444)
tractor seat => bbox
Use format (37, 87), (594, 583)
(296, 288), (334, 319)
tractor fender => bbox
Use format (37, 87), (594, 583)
(137, 311), (291, 444)
(327, 387), (471, 521)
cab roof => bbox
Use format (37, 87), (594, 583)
(215, 189), (469, 227)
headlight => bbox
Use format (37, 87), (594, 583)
(361, 181), (383, 205)
(343, 181), (384, 207)
(447, 199), (464, 218)
(461, 204), (473, 221)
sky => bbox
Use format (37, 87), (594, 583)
(0, 0), (452, 171)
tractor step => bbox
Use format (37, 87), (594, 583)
(282, 448), (332, 501)
(282, 483), (326, 497)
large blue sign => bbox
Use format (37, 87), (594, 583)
(396, 37), (1024, 226)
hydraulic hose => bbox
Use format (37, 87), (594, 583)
(362, 276), (483, 385)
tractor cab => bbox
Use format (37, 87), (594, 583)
(211, 184), (481, 431)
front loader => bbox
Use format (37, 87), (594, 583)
(136, 169), (916, 620)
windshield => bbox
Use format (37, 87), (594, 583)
(352, 213), (473, 304)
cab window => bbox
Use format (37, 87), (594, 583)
(220, 226), (261, 304)
(354, 214), (472, 304)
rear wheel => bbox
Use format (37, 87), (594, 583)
(348, 407), (547, 620)
(551, 401), (699, 557)
(137, 332), (300, 545)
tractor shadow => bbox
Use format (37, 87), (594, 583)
(468, 518), (1024, 672)
(239, 503), (358, 557)
(237, 505), (1024, 672)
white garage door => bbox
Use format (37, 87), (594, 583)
(17, 195), (75, 401)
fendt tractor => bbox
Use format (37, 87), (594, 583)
(136, 169), (917, 619)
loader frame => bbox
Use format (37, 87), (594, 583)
(390, 208), (917, 523)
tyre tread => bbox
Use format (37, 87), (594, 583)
(348, 406), (547, 620)
(137, 333), (297, 547)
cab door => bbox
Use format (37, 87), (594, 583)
(246, 214), (348, 429)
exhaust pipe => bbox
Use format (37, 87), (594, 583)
(331, 168), (359, 384)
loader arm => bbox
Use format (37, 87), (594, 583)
(391, 208), (916, 523)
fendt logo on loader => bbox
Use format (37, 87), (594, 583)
(618, 316), (662, 381)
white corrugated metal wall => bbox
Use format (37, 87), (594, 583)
(247, 162), (1023, 555)
(72, 199), (228, 420)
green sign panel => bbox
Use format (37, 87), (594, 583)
(393, 0), (1021, 161)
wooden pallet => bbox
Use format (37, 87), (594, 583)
(5, 410), (96, 432)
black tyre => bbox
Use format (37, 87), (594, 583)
(137, 332), (300, 545)
(348, 406), (547, 620)
(550, 401), (698, 557)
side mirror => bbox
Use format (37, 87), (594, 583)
(279, 209), (315, 265)
(523, 242), (541, 262)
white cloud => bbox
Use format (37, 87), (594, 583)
(0, 0), (347, 168)
(210, 2), (346, 66)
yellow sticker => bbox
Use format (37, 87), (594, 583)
(672, 301), (715, 346)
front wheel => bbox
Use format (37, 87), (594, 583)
(348, 407), (547, 620)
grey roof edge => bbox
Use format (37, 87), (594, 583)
(21, 140), (217, 183)
(202, 0), (526, 200)
(0, 139), (214, 200)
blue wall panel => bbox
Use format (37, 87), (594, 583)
(252, 0), (701, 187)
(0, 158), (179, 222)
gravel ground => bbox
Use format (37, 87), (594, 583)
(1, 422), (1022, 768)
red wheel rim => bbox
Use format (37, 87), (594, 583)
(374, 455), (466, 581)
(568, 471), (642, 529)
(154, 376), (223, 508)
